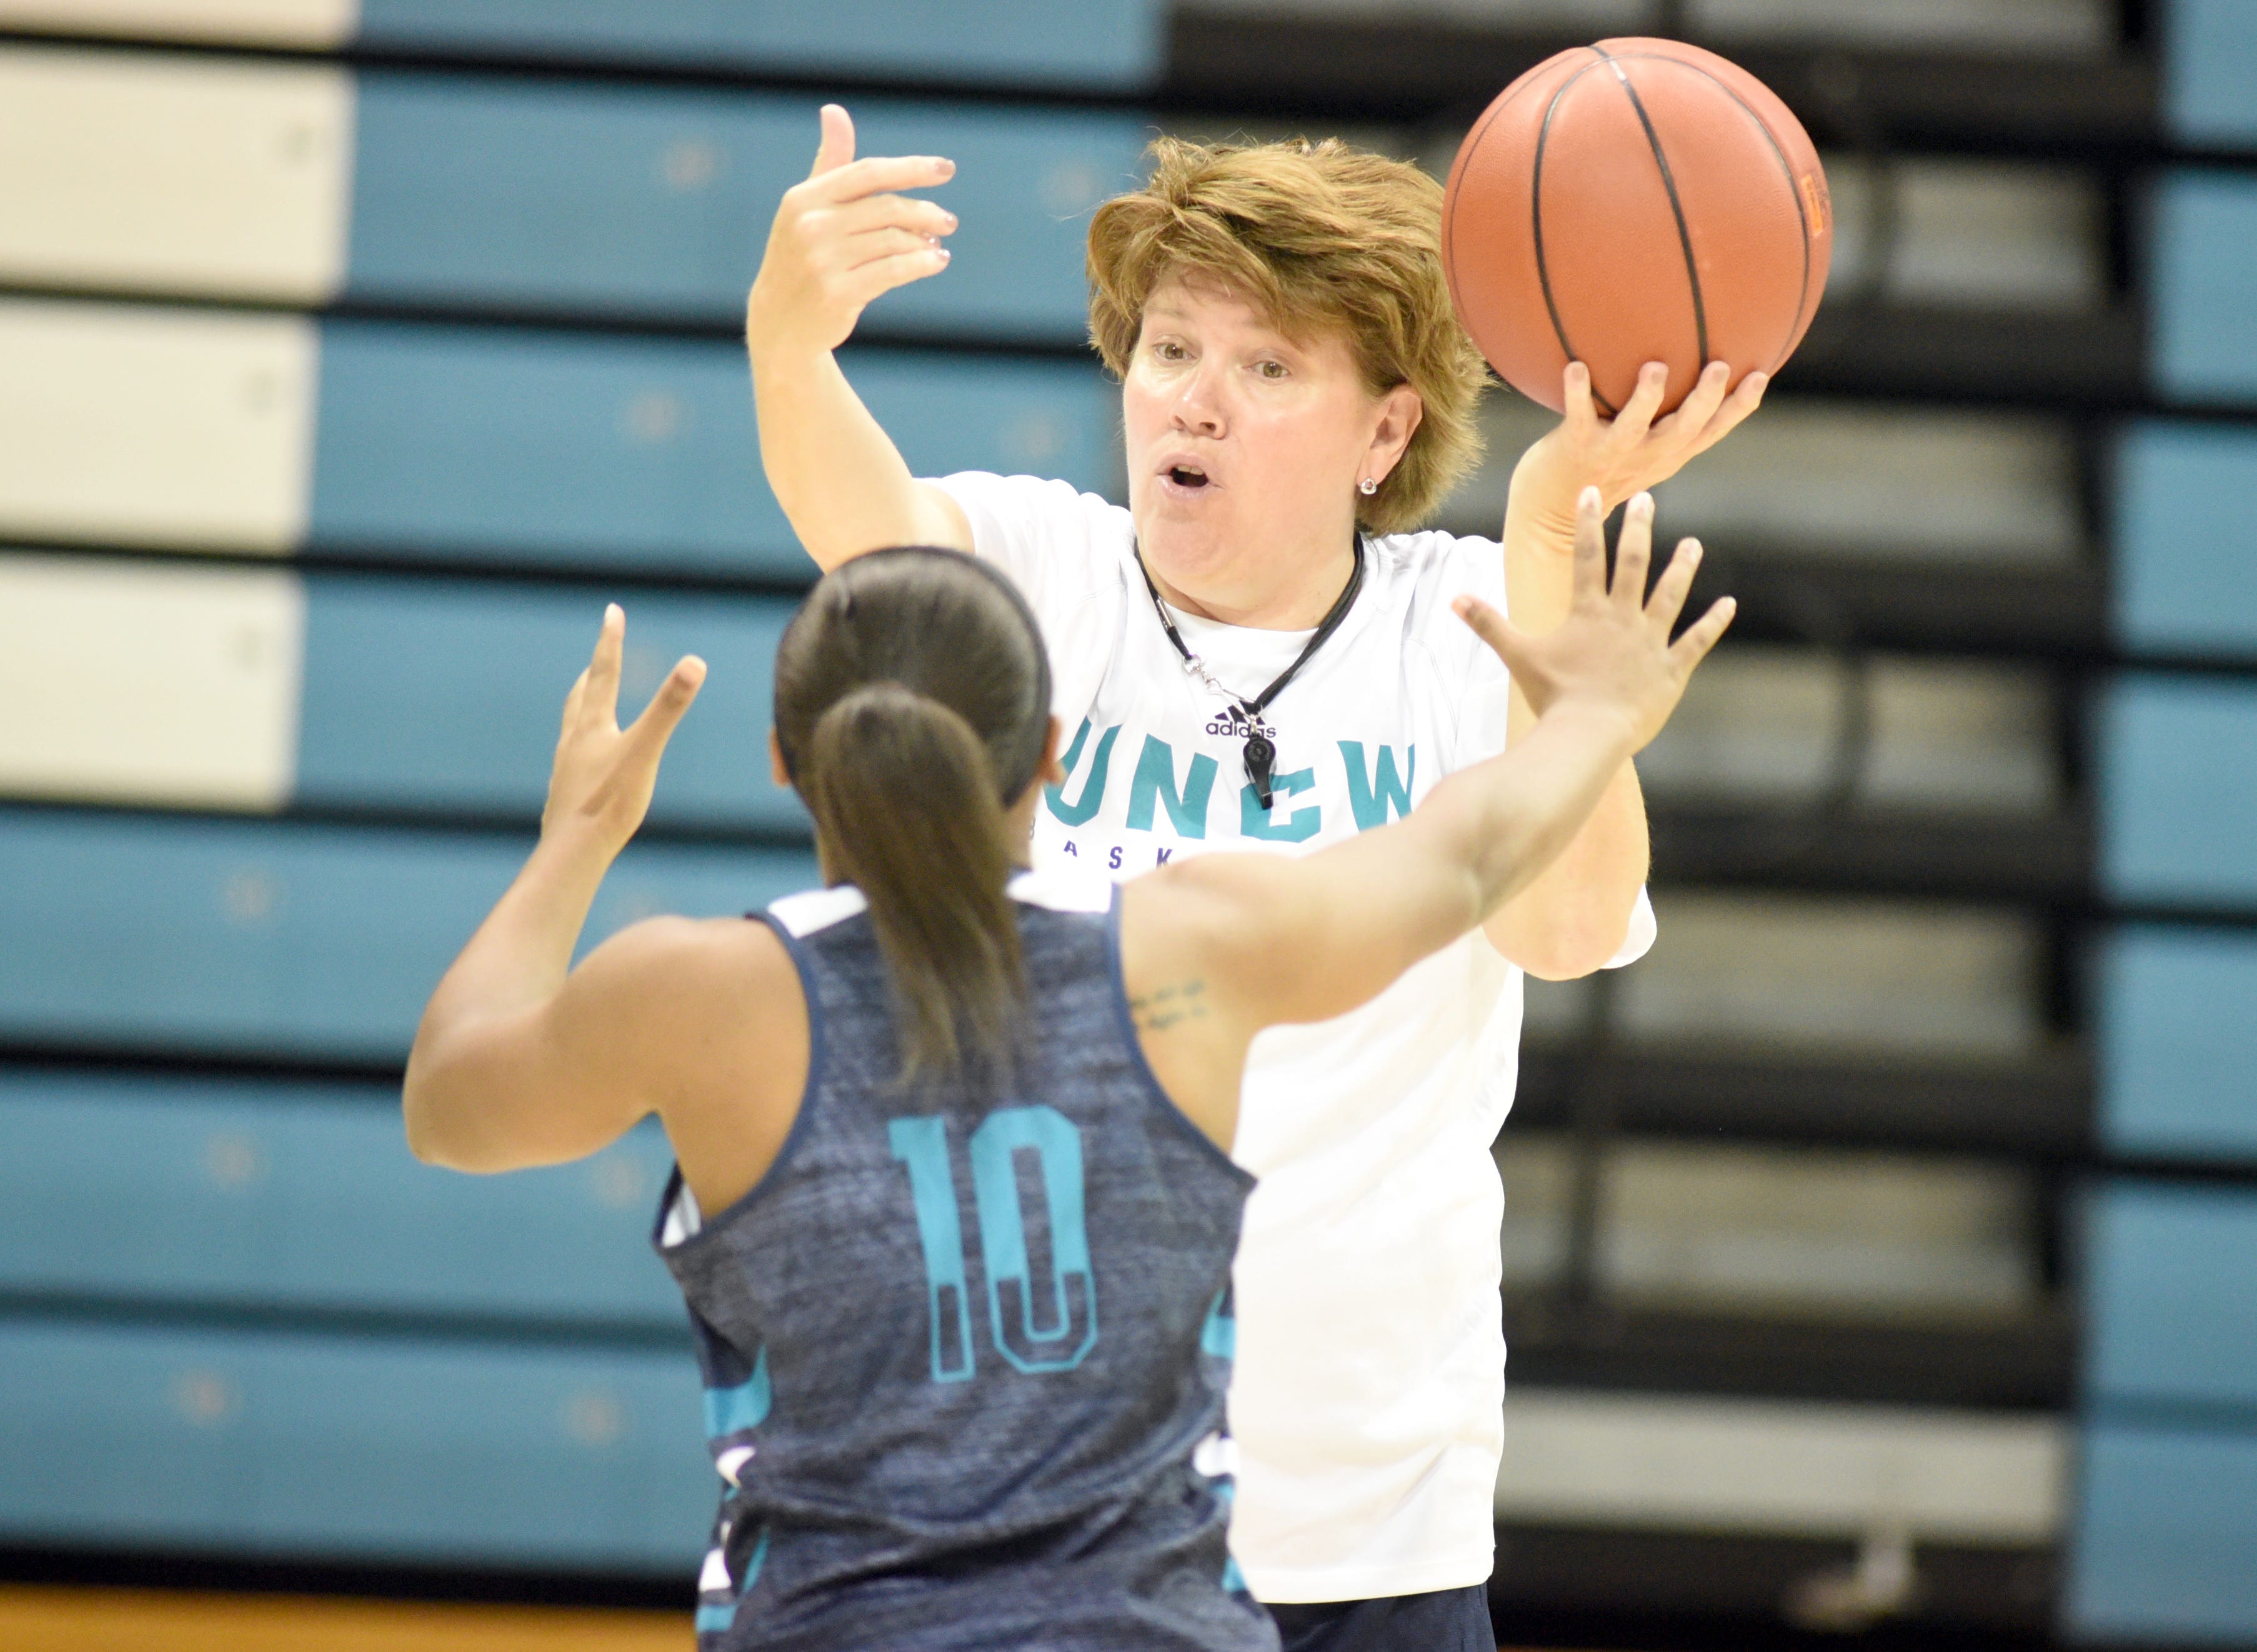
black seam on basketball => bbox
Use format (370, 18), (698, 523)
(1619, 53), (1814, 370)
(1532, 54), (1617, 417)
(1593, 44), (1709, 381)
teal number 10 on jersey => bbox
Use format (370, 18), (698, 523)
(889, 1106), (1100, 1381)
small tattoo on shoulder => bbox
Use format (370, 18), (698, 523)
(1129, 979), (1210, 1033)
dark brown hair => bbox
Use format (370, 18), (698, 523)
(772, 548), (1053, 1081)
(1087, 135), (1489, 534)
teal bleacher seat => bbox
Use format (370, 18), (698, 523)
(2113, 422), (2257, 659)
(309, 323), (1116, 577)
(0, 809), (815, 1060)
(2099, 927), (2257, 1160)
(0, 1315), (709, 1568)
(2096, 674), (2257, 909)
(0, 1071), (684, 1327)
(347, 74), (1146, 339)
(2086, 1180), (2257, 1408)
(2151, 171), (2257, 407)
(2165, 0), (2257, 149)
(296, 574), (804, 829)
(354, 0), (1167, 92)
(2070, 1418), (2257, 1644)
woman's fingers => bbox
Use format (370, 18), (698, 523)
(809, 103), (855, 179)
(1650, 360), (1731, 445)
(1612, 492), (1654, 612)
(1451, 594), (1537, 681)
(804, 151), (955, 207)
(1609, 361), (1669, 444)
(559, 667), (590, 739)
(584, 605), (626, 729)
(1570, 485), (1609, 605)
(1668, 596), (1738, 675)
(1643, 536), (1703, 635)
(839, 224), (953, 272)
(625, 656), (709, 762)
(1560, 361), (1600, 437)
(828, 191), (957, 244)
(1667, 366), (1765, 460)
(1700, 368), (1768, 448)
(839, 244), (954, 307)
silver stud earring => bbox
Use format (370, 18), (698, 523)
(1358, 477), (1378, 495)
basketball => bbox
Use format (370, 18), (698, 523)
(1442, 39), (1833, 417)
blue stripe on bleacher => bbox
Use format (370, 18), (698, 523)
(2165, 0), (2257, 149)
(2099, 927), (2257, 1160)
(2113, 422), (2257, 658)
(295, 576), (804, 829)
(2096, 674), (2257, 909)
(2069, 1418), (2257, 1643)
(355, 0), (1167, 92)
(2086, 1180), (2257, 1411)
(346, 74), (1145, 339)
(0, 809), (815, 1060)
(2151, 170), (2257, 406)
(0, 1315), (709, 1566)
(307, 324), (1116, 576)
(0, 1072), (684, 1326)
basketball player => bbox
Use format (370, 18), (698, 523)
(744, 109), (1765, 1649)
(403, 505), (1731, 1650)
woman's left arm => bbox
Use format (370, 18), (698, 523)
(1482, 359), (1764, 978)
(404, 606), (710, 1170)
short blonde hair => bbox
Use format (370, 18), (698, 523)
(1087, 135), (1489, 535)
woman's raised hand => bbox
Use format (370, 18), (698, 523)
(543, 606), (707, 854)
(1513, 358), (1766, 532)
(745, 104), (958, 357)
(1455, 487), (1733, 753)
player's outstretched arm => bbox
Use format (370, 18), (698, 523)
(748, 104), (974, 570)
(1512, 357), (1766, 540)
(404, 609), (743, 1172)
(1121, 487), (1731, 1141)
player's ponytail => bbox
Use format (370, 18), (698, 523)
(801, 682), (1021, 1078)
(772, 547), (1055, 1083)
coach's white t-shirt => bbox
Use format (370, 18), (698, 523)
(931, 471), (1655, 1603)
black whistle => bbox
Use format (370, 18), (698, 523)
(1243, 732), (1277, 810)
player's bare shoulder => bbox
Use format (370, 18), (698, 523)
(576, 914), (799, 1064)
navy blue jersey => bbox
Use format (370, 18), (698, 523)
(654, 867), (1272, 1651)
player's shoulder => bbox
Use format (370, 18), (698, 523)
(1365, 525), (1507, 652)
(600, 912), (794, 996)
(1367, 525), (1503, 602)
(930, 470), (1131, 537)
(926, 472), (1137, 602)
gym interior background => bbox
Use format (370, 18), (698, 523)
(0, 1), (2253, 1647)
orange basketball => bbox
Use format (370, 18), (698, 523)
(1442, 39), (1832, 417)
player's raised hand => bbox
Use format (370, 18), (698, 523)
(1512, 357), (1766, 531)
(544, 605), (706, 853)
(745, 104), (959, 357)
(1454, 487), (1733, 752)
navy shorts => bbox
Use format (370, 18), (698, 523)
(1265, 1584), (1493, 1652)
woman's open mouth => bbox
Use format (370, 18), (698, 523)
(1162, 463), (1212, 492)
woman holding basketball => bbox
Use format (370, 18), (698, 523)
(405, 503), (1731, 1650)
(745, 108), (1764, 1651)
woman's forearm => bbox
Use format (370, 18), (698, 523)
(402, 829), (613, 1161)
(750, 342), (967, 569)
(1442, 700), (1643, 930)
(1484, 470), (1653, 977)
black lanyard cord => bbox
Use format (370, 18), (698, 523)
(1133, 534), (1367, 809)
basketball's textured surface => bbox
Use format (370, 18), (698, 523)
(1442, 38), (1833, 417)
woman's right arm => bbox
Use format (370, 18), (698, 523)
(1120, 489), (1733, 1145)
(747, 104), (974, 569)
